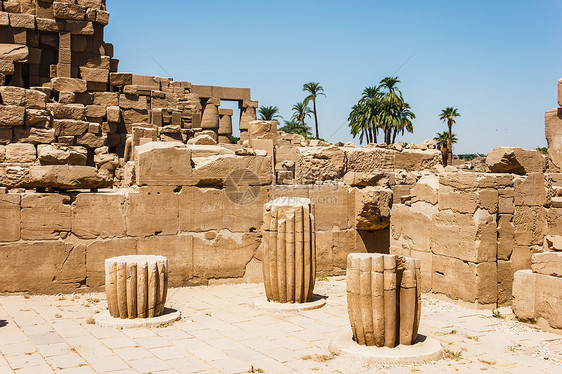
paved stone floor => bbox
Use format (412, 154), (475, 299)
(0, 277), (560, 374)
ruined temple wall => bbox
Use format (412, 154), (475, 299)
(0, 182), (392, 294)
(390, 171), (561, 308)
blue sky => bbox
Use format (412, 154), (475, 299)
(105, 0), (562, 153)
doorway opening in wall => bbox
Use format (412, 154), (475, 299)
(220, 100), (241, 143)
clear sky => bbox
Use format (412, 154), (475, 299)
(105, 0), (562, 154)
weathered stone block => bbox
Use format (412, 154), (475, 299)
(531, 252), (562, 277)
(497, 260), (513, 306)
(47, 103), (85, 120)
(53, 119), (89, 136)
(353, 186), (392, 230)
(135, 142), (191, 186)
(545, 108), (562, 170)
(137, 235), (193, 286)
(53, 2), (87, 20)
(37, 144), (87, 165)
(513, 205), (546, 246)
(192, 232), (260, 280)
(110, 72), (132, 86)
(0, 105), (25, 126)
(394, 149), (441, 171)
(26, 165), (113, 189)
(486, 147), (546, 174)
(0, 86), (26, 106)
(345, 147), (396, 172)
(71, 192), (126, 239)
(21, 193), (71, 240)
(179, 186), (266, 233)
(390, 204), (433, 253)
(512, 270), (537, 322)
(0, 241), (85, 293)
(80, 67), (108, 83)
(126, 186), (179, 237)
(432, 254), (497, 305)
(0, 194), (20, 242)
(52, 78), (87, 93)
(93, 92), (119, 106)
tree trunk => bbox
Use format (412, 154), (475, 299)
(368, 126), (374, 144)
(373, 126), (377, 144)
(447, 122), (453, 165)
(392, 128), (397, 144)
(313, 100), (319, 139)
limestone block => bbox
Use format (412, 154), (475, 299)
(37, 144), (87, 165)
(47, 103), (86, 120)
(344, 147), (396, 172)
(239, 101), (257, 131)
(430, 210), (497, 263)
(0, 86), (26, 106)
(497, 214), (514, 260)
(514, 173), (548, 207)
(191, 154), (273, 186)
(126, 186), (179, 237)
(438, 190), (477, 213)
(262, 197), (316, 303)
(0, 44), (28, 62)
(192, 232), (260, 280)
(353, 187), (392, 230)
(497, 260), (513, 306)
(85, 104), (107, 119)
(5, 143), (36, 163)
(432, 254), (497, 305)
(72, 192), (126, 239)
(119, 94), (147, 110)
(346, 254), (421, 347)
(80, 67), (108, 83)
(486, 147), (546, 174)
(249, 120), (278, 143)
(546, 208), (562, 238)
(178, 186), (266, 233)
(218, 109), (233, 136)
(25, 89), (47, 109)
(0, 241), (85, 293)
(9, 13), (35, 29)
(187, 134), (216, 145)
(512, 270), (537, 322)
(0, 194), (20, 242)
(106, 106), (120, 123)
(534, 272), (562, 330)
(544, 235), (562, 251)
(513, 205), (546, 246)
(93, 92), (119, 106)
(296, 146), (345, 184)
(531, 252), (562, 277)
(135, 142), (191, 186)
(309, 186), (352, 231)
(545, 108), (562, 169)
(21, 193), (71, 240)
(390, 204), (432, 253)
(0, 59), (14, 75)
(0, 105), (26, 126)
(26, 165), (113, 189)
(53, 2), (87, 20)
(53, 119), (89, 136)
(52, 78), (88, 93)
(76, 132), (106, 148)
(105, 255), (168, 319)
(86, 238), (137, 288)
(25, 108), (51, 126)
(110, 72), (133, 87)
(394, 149), (442, 171)
(138, 235), (193, 286)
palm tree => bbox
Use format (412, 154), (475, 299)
(279, 119), (312, 137)
(303, 82), (325, 139)
(392, 102), (415, 144)
(434, 131), (457, 165)
(258, 105), (282, 121)
(439, 107), (461, 165)
(348, 86), (382, 144)
(291, 102), (312, 125)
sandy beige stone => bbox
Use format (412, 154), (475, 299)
(21, 193), (71, 240)
(72, 192), (126, 239)
(0, 193), (20, 242)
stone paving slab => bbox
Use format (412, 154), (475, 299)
(0, 277), (560, 373)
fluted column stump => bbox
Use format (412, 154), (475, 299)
(329, 253), (442, 365)
(255, 197), (326, 311)
(94, 255), (181, 328)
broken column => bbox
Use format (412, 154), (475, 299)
(201, 98), (220, 141)
(105, 255), (168, 319)
(346, 253), (421, 347)
(239, 100), (258, 143)
(218, 108), (233, 144)
(262, 197), (316, 303)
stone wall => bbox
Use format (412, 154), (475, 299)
(390, 170), (561, 308)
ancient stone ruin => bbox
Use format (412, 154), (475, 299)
(0, 0), (561, 340)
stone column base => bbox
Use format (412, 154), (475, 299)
(253, 295), (326, 312)
(93, 308), (181, 328)
(329, 333), (443, 366)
